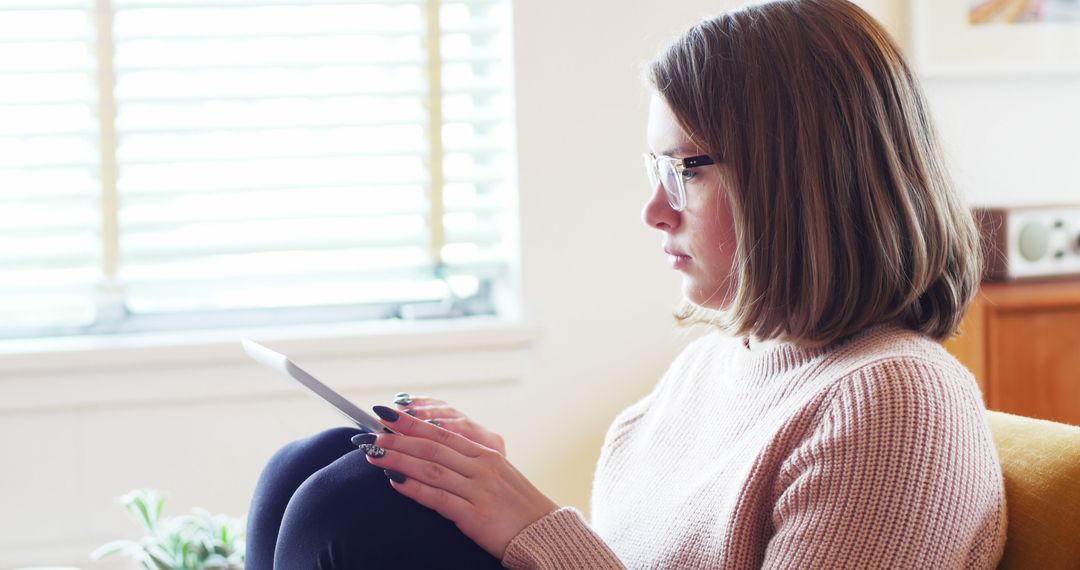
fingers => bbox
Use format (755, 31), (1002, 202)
(372, 405), (487, 459)
(384, 473), (473, 525)
(393, 394), (465, 422)
(393, 393), (449, 409)
(402, 404), (463, 418)
(362, 437), (476, 499)
(364, 432), (480, 478)
(386, 394), (504, 455)
(420, 416), (472, 433)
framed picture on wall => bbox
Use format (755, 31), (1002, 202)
(910, 0), (1080, 76)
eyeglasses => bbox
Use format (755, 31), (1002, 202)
(642, 152), (715, 212)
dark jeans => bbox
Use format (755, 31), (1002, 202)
(246, 426), (504, 569)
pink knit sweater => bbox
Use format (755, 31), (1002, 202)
(502, 325), (1006, 569)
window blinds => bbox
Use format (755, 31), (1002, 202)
(0, 1), (102, 333)
(0, 0), (515, 338)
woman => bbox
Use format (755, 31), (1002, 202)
(246, 0), (1006, 567)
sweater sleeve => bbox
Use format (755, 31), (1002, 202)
(762, 358), (1006, 570)
(501, 507), (625, 570)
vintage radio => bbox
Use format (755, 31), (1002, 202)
(976, 206), (1080, 281)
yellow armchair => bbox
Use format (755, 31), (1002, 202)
(986, 410), (1080, 569)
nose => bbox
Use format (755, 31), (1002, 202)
(642, 183), (679, 231)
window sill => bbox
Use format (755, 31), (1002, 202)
(0, 317), (541, 413)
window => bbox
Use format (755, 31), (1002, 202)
(0, 0), (517, 339)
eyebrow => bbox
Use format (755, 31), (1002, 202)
(661, 146), (704, 158)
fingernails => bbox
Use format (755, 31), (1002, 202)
(393, 393), (413, 406)
(425, 419), (441, 427)
(373, 405), (400, 422)
(351, 433), (377, 446)
(394, 392), (409, 398)
(405, 409), (417, 417)
(359, 443), (387, 458)
(384, 469), (407, 484)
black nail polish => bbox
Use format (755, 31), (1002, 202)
(425, 419), (441, 427)
(351, 433), (377, 446)
(373, 405), (400, 422)
(405, 409), (417, 416)
(393, 396), (413, 406)
(394, 392), (410, 398)
(359, 443), (387, 458)
(384, 469), (407, 484)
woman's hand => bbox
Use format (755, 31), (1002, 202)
(391, 393), (507, 456)
(355, 405), (559, 560)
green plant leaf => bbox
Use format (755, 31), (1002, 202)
(203, 553), (230, 569)
(155, 493), (166, 525)
(122, 489), (162, 534)
(90, 538), (142, 560)
(147, 549), (176, 570)
(145, 544), (177, 570)
(95, 488), (245, 569)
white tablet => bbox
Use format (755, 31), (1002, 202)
(241, 338), (391, 433)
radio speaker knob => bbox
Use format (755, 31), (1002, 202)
(1018, 221), (1051, 262)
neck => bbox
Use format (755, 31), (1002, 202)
(745, 335), (785, 352)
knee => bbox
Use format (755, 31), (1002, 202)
(251, 426), (363, 507)
(284, 451), (391, 520)
(273, 453), (396, 565)
(262, 426), (361, 475)
(282, 452), (458, 543)
(247, 427), (364, 570)
(276, 453), (501, 569)
(276, 426), (361, 461)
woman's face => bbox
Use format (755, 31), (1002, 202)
(642, 94), (738, 310)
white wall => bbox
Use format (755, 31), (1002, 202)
(927, 75), (1080, 206)
(1, 1), (1077, 568)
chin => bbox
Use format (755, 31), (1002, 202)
(683, 292), (720, 311)
(683, 279), (733, 311)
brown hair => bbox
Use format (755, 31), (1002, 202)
(649, 0), (981, 346)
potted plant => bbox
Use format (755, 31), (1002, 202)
(91, 489), (245, 570)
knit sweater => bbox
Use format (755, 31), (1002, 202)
(502, 325), (1007, 569)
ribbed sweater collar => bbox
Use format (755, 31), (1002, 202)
(727, 323), (905, 391)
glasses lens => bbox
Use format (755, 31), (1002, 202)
(644, 154), (660, 193)
(658, 159), (683, 211)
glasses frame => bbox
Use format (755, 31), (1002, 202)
(643, 152), (716, 212)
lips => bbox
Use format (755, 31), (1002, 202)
(663, 246), (691, 270)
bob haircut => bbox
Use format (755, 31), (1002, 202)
(649, 0), (982, 346)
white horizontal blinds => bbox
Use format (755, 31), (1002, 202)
(0, 1), (102, 331)
(439, 0), (513, 292)
(111, 0), (512, 317)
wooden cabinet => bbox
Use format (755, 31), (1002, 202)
(944, 280), (1080, 426)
